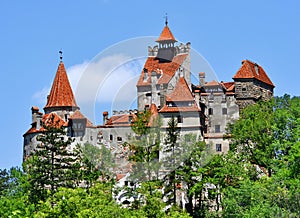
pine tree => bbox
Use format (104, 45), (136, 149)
(24, 121), (81, 204)
(129, 110), (161, 184)
(162, 116), (180, 206)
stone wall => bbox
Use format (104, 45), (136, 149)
(234, 79), (274, 110)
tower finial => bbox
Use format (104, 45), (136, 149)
(59, 50), (63, 61)
(164, 13), (168, 26)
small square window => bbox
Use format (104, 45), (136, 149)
(216, 144), (222, 152)
(117, 136), (122, 142)
(222, 108), (227, 115)
(215, 125), (220, 133)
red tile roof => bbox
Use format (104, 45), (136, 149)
(69, 110), (94, 127)
(137, 54), (188, 86)
(24, 126), (43, 135)
(42, 113), (67, 128)
(233, 60), (274, 87)
(159, 102), (201, 113)
(204, 80), (219, 86)
(105, 114), (135, 127)
(221, 82), (234, 89)
(156, 25), (177, 42)
(116, 174), (126, 181)
(44, 61), (79, 109)
(24, 112), (68, 136)
(166, 77), (194, 102)
(221, 81), (235, 92)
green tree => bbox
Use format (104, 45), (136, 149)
(129, 110), (161, 192)
(0, 167), (35, 218)
(162, 116), (180, 206)
(0, 169), (9, 196)
(24, 123), (81, 204)
(220, 95), (300, 217)
(176, 137), (210, 216)
(228, 100), (275, 176)
(78, 143), (115, 192)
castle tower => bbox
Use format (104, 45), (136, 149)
(155, 20), (177, 62)
(137, 20), (191, 111)
(23, 54), (95, 160)
(44, 56), (80, 120)
(233, 60), (275, 110)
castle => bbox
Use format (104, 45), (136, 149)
(23, 22), (274, 171)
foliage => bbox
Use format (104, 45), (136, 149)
(77, 143), (114, 189)
(162, 116), (180, 206)
(24, 124), (81, 204)
(129, 110), (161, 186)
(176, 136), (208, 215)
(220, 95), (300, 217)
(2, 95), (300, 217)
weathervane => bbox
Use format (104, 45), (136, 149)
(59, 50), (63, 61)
(164, 13), (168, 26)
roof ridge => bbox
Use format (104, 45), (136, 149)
(166, 77), (194, 102)
(233, 60), (274, 87)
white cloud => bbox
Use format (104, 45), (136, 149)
(32, 86), (50, 106)
(32, 54), (144, 116)
(70, 55), (144, 106)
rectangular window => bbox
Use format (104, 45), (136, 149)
(222, 108), (227, 115)
(216, 144), (222, 152)
(110, 134), (113, 141)
(208, 108), (213, 115)
(215, 125), (220, 133)
(64, 114), (69, 121)
(177, 115), (183, 123)
(209, 93), (214, 101)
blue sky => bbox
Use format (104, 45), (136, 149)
(0, 0), (299, 169)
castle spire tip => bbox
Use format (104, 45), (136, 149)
(59, 50), (63, 61)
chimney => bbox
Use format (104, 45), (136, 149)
(103, 111), (109, 125)
(143, 68), (148, 82)
(199, 72), (206, 86)
(128, 115), (133, 123)
(254, 63), (259, 75)
(31, 106), (42, 129)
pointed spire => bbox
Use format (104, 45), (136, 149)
(156, 16), (177, 42)
(44, 58), (79, 112)
(164, 13), (168, 26)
